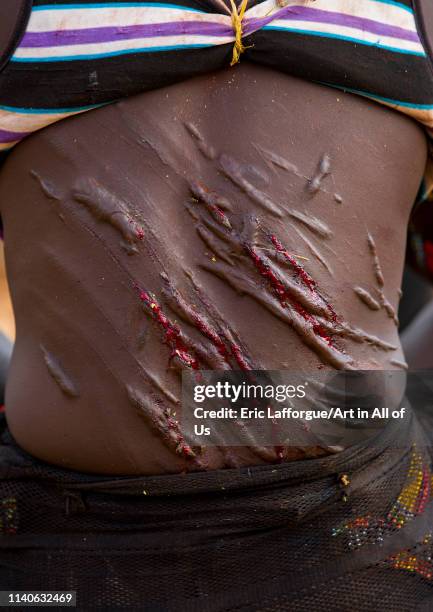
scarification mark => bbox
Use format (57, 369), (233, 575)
(307, 154), (331, 194)
(188, 179), (232, 227)
(242, 164), (270, 188)
(136, 288), (200, 371)
(185, 270), (254, 371)
(202, 215), (242, 251)
(265, 258), (330, 317)
(132, 282), (267, 460)
(161, 285), (232, 370)
(127, 386), (198, 460)
(354, 287), (381, 311)
(161, 273), (252, 371)
(367, 233), (385, 288)
(196, 224), (234, 265)
(294, 228), (333, 274)
(41, 345), (80, 398)
(334, 193), (343, 204)
(242, 246), (348, 361)
(184, 121), (217, 160)
(255, 147), (335, 200)
(315, 319), (397, 351)
(145, 370), (180, 405)
(188, 186), (355, 368)
(390, 359), (408, 370)
(268, 235), (338, 321)
(204, 259), (352, 369)
(289, 210), (333, 239)
(187, 185), (398, 367)
(240, 214), (261, 247)
(189, 180), (232, 212)
(116, 106), (172, 168)
(219, 153), (284, 218)
(270, 235), (316, 292)
(137, 284), (238, 370)
(253, 144), (302, 178)
(73, 177), (144, 252)
(142, 136), (172, 167)
(110, 129), (397, 378)
(366, 232), (399, 326)
(31, 170), (61, 201)
(149, 274), (268, 459)
(381, 297), (399, 325)
(201, 249), (352, 370)
(184, 121), (202, 140)
(185, 202), (200, 222)
(186, 183), (238, 264)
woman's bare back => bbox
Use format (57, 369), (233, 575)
(0, 63), (427, 474)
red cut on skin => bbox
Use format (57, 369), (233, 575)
(128, 217), (144, 240)
(136, 287), (200, 370)
(213, 205), (231, 227)
(190, 313), (230, 361)
(245, 244), (335, 347)
(171, 293), (251, 370)
(165, 288), (232, 365)
(230, 343), (251, 370)
(270, 234), (317, 291)
(270, 233), (338, 323)
(189, 177), (343, 359)
(137, 283), (251, 371)
(128, 385), (197, 459)
(165, 408), (196, 458)
(145, 271), (253, 370)
(179, 304), (251, 370)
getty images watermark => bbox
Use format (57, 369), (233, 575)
(180, 370), (426, 448)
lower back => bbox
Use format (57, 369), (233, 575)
(0, 63), (427, 474)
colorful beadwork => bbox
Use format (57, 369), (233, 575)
(332, 448), (431, 550)
(388, 449), (431, 528)
(331, 448), (433, 582)
(386, 534), (433, 582)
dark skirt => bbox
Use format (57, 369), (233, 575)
(1, 410), (433, 611)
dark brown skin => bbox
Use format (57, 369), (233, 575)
(0, 64), (427, 475)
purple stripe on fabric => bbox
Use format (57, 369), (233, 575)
(20, 21), (232, 47)
(243, 4), (293, 36)
(245, 5), (419, 43)
(18, 3), (420, 49)
(0, 128), (30, 143)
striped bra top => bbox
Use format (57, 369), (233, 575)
(1, 0), (433, 193)
(1, 0), (433, 148)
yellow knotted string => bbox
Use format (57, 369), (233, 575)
(229, 0), (249, 66)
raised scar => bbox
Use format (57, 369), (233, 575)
(73, 177), (144, 249)
(41, 345), (80, 398)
